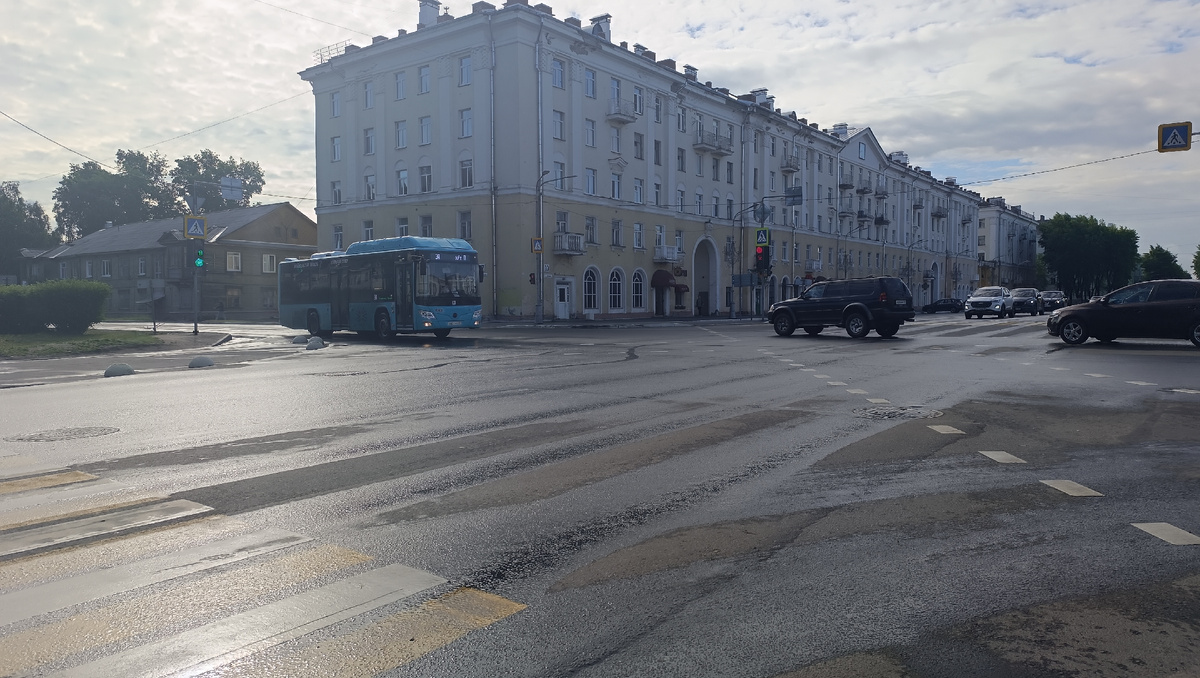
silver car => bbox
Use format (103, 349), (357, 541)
(965, 286), (1013, 318)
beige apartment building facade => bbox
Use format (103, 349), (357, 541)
(301, 0), (1033, 319)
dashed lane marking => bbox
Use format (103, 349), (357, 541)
(979, 450), (1026, 464)
(867, 398), (890, 404)
(846, 389), (868, 394)
(928, 425), (965, 434)
(1050, 367), (1070, 371)
(1131, 522), (1200, 545)
(813, 374), (831, 379)
(1084, 373), (1110, 378)
(1171, 388), (1200, 395)
(1127, 381), (1157, 386)
(827, 381), (848, 386)
(0, 470), (97, 496)
(1040, 480), (1104, 497)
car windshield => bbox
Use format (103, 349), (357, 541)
(1013, 289), (1036, 297)
(972, 287), (1003, 297)
(1043, 291), (1063, 298)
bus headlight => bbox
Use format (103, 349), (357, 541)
(472, 310), (481, 320)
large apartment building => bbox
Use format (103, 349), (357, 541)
(300, 0), (1034, 319)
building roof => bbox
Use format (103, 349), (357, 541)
(25, 203), (311, 259)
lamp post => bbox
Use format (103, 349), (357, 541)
(834, 222), (868, 280)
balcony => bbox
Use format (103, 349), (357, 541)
(931, 206), (948, 219)
(805, 259), (823, 273)
(693, 131), (733, 156)
(912, 200), (924, 210)
(653, 245), (681, 263)
(553, 232), (585, 255)
(838, 173), (854, 190)
(856, 210), (873, 223)
(855, 180), (872, 195)
(780, 154), (801, 173)
(875, 215), (890, 226)
(606, 98), (637, 124)
(874, 181), (889, 198)
(837, 198), (855, 217)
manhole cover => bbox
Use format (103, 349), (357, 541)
(854, 406), (943, 420)
(7, 427), (121, 442)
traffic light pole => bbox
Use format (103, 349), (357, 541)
(192, 242), (200, 335)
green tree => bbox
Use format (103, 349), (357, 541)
(0, 182), (56, 277)
(170, 149), (265, 213)
(1038, 213), (1139, 301)
(1192, 244), (1200, 280)
(1141, 245), (1188, 280)
(51, 151), (180, 240)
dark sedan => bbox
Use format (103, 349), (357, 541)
(922, 298), (964, 314)
(1011, 288), (1043, 315)
(1041, 290), (1067, 311)
(1046, 279), (1200, 347)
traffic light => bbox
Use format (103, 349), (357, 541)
(754, 245), (768, 271)
(529, 272), (536, 285)
(194, 247), (206, 269)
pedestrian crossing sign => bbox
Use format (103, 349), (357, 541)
(184, 215), (207, 239)
(1158, 122), (1192, 153)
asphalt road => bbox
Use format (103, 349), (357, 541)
(0, 314), (1198, 677)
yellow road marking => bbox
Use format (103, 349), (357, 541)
(0, 544), (371, 676)
(219, 588), (526, 678)
(0, 470), (97, 496)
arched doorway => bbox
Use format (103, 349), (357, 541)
(693, 237), (718, 316)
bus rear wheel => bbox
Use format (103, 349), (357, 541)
(375, 311), (394, 340)
(306, 310), (321, 336)
(433, 329), (451, 339)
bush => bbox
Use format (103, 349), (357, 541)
(0, 280), (110, 335)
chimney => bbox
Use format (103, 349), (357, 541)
(633, 43), (647, 56)
(565, 16), (581, 27)
(889, 151), (909, 165)
(945, 177), (957, 186)
(418, 0), (440, 28)
(643, 49), (655, 60)
(472, 1), (495, 12)
(589, 13), (611, 41)
(750, 88), (769, 105)
(658, 58), (676, 71)
(683, 64), (698, 80)
(832, 122), (849, 139)
(533, 3), (553, 15)
(372, 35), (387, 44)
(766, 95), (775, 110)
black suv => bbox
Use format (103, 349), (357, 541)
(768, 276), (916, 338)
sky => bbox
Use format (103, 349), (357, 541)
(3, 0), (1199, 265)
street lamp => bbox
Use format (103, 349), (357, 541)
(834, 222), (869, 280)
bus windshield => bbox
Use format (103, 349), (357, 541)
(417, 260), (480, 306)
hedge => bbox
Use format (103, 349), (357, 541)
(0, 280), (111, 335)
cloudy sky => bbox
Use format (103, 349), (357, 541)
(4, 0), (1198, 263)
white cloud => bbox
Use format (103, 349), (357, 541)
(2, 0), (1198, 261)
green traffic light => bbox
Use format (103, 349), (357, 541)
(195, 248), (205, 268)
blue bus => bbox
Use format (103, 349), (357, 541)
(278, 236), (482, 339)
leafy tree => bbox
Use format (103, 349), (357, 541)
(0, 182), (56, 277)
(1141, 245), (1188, 280)
(1038, 213), (1139, 301)
(170, 150), (265, 213)
(1193, 243), (1200, 280)
(51, 151), (180, 240)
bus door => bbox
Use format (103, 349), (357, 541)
(330, 259), (350, 329)
(396, 259), (414, 329)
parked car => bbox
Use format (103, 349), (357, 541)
(768, 276), (916, 338)
(1011, 288), (1043, 315)
(1046, 279), (1200, 347)
(922, 298), (964, 314)
(1041, 290), (1067, 311)
(965, 286), (1013, 319)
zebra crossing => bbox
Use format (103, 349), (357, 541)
(0, 467), (525, 677)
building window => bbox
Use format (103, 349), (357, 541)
(59, 262), (67, 279)
(677, 189), (685, 211)
(676, 148), (686, 172)
(396, 217), (409, 236)
(653, 183), (661, 206)
(655, 224), (665, 246)
(363, 81), (374, 108)
(226, 287), (241, 310)
(555, 210), (568, 233)
(632, 270), (645, 308)
(654, 140), (662, 166)
(654, 96), (662, 123)
(753, 168), (759, 190)
(331, 91), (340, 117)
(675, 229), (684, 251)
(331, 136), (341, 161)
(633, 178), (644, 204)
(551, 58), (564, 88)
(712, 195), (719, 217)
(262, 287), (277, 309)
(610, 173), (621, 200)
(226, 251), (242, 272)
(331, 181), (342, 205)
(585, 168), (597, 195)
(458, 211), (472, 240)
(633, 132), (644, 159)
(364, 174), (376, 200)
(396, 169), (408, 195)
(633, 222), (644, 249)
(333, 225), (343, 250)
(584, 119), (596, 147)
(769, 171), (776, 191)
(695, 192), (703, 214)
(610, 126), (620, 153)
(100, 259), (111, 278)
(712, 157), (719, 181)
(583, 269), (598, 310)
(609, 269), (624, 311)
(138, 257), (147, 276)
(611, 219), (623, 246)
(419, 165), (433, 193)
(677, 107), (687, 133)
(585, 216), (597, 243)
(460, 109), (473, 137)
(84, 260), (93, 279)
(419, 215), (432, 237)
(419, 116), (431, 145)
(395, 121), (407, 148)
(554, 161), (566, 189)
(459, 55), (472, 86)
(633, 86), (644, 114)
(363, 220), (374, 240)
(727, 198), (733, 219)
(418, 65), (430, 93)
(394, 71), (406, 99)
(460, 159), (474, 188)
(727, 161), (734, 184)
(364, 128), (375, 155)
(859, 142), (866, 159)
(553, 110), (565, 140)
(695, 153), (703, 176)
(584, 68), (596, 98)
(610, 77), (621, 103)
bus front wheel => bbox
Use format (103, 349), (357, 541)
(375, 311), (394, 340)
(306, 310), (321, 336)
(433, 329), (451, 339)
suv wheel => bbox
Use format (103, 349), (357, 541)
(1059, 318), (1089, 345)
(803, 326), (823, 336)
(1189, 321), (1200, 348)
(773, 314), (796, 337)
(876, 323), (899, 338)
(844, 312), (869, 339)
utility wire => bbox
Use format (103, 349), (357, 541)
(0, 108), (115, 170)
(249, 0), (375, 37)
